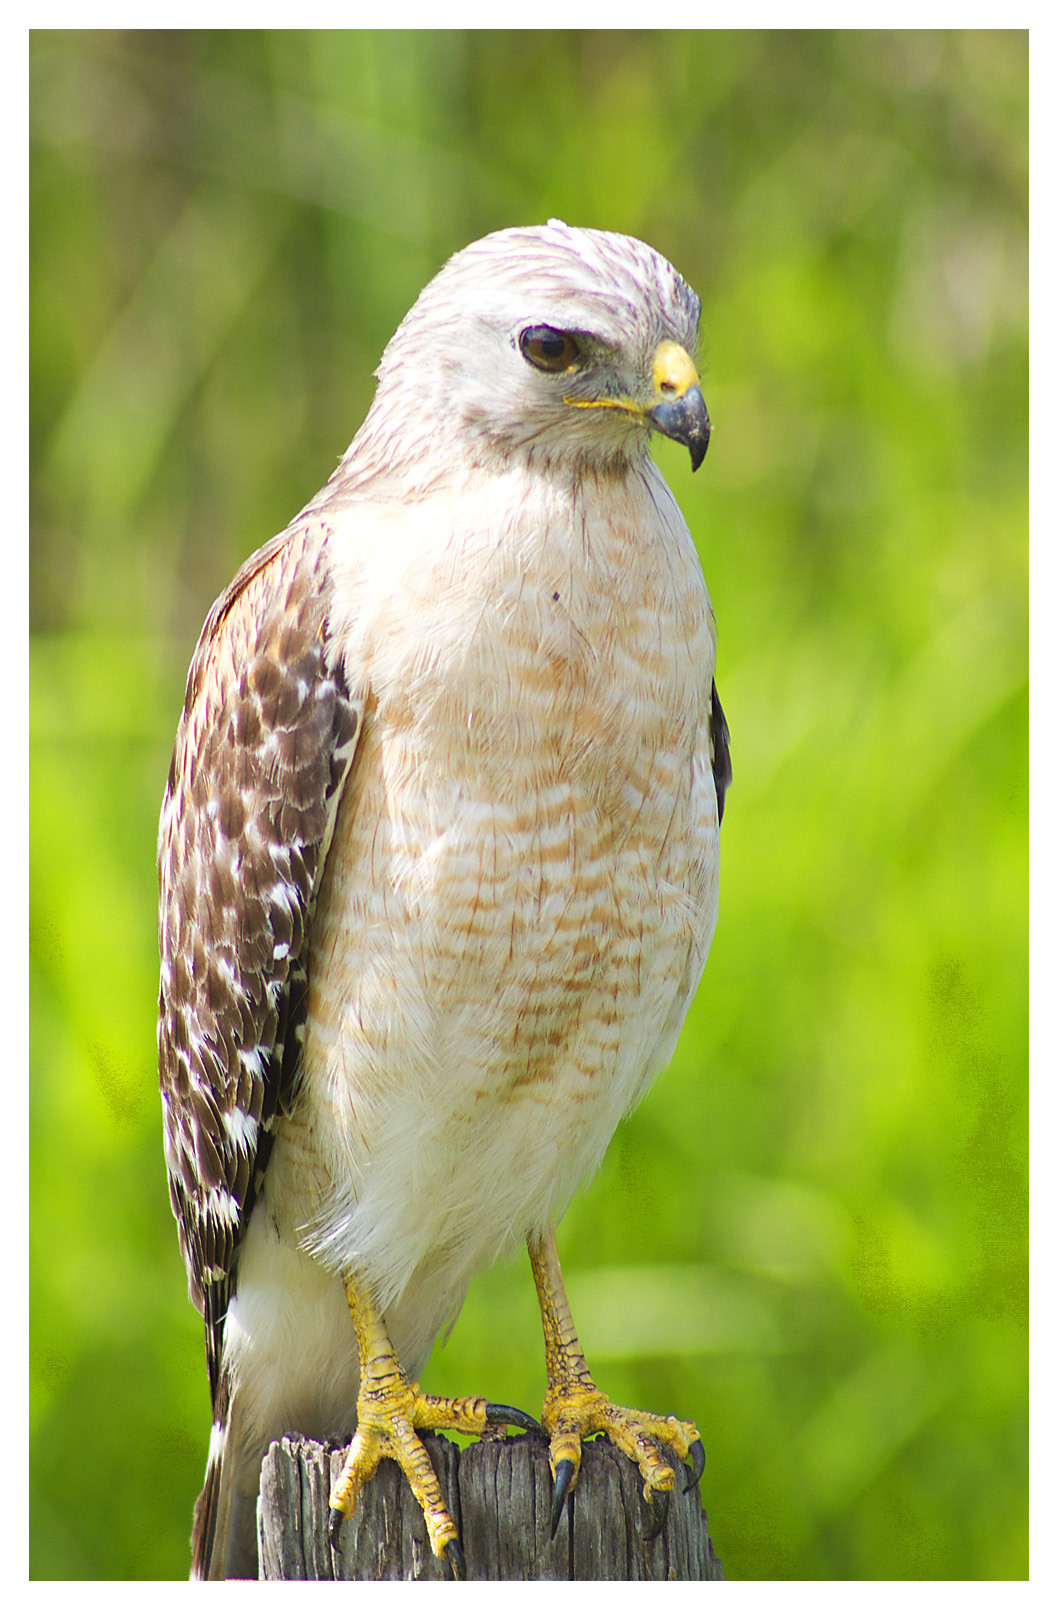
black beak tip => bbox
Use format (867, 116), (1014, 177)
(689, 425), (710, 473)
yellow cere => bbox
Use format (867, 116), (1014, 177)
(651, 340), (700, 399)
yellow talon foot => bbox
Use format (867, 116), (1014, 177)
(529, 1226), (703, 1539)
(330, 1273), (502, 1566)
(542, 1379), (701, 1513)
(328, 1378), (497, 1561)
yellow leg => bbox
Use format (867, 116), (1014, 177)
(528, 1224), (704, 1534)
(329, 1272), (535, 1573)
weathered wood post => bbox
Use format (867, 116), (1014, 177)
(258, 1431), (725, 1581)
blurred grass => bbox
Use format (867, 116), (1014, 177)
(29, 30), (1027, 1580)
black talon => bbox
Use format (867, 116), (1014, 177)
(443, 1537), (465, 1581)
(642, 1486), (669, 1542)
(549, 1458), (576, 1539)
(328, 1506), (344, 1550)
(683, 1437), (706, 1494)
(484, 1401), (543, 1435)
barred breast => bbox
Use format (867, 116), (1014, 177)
(270, 458), (719, 1375)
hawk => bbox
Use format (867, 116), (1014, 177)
(158, 220), (731, 1580)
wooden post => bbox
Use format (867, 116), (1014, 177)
(258, 1431), (725, 1581)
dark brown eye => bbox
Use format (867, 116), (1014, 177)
(519, 325), (581, 373)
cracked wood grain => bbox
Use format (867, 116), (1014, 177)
(258, 1431), (725, 1580)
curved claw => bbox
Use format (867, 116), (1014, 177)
(549, 1457), (577, 1539)
(642, 1485), (669, 1542)
(328, 1505), (344, 1550)
(683, 1437), (706, 1494)
(443, 1537), (465, 1581)
(484, 1401), (544, 1435)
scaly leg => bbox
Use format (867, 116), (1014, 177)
(528, 1224), (705, 1539)
(329, 1271), (539, 1577)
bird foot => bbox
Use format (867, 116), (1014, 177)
(528, 1227), (704, 1542)
(328, 1379), (537, 1571)
(542, 1379), (704, 1538)
(331, 1273), (538, 1571)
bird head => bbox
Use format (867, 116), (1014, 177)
(357, 220), (709, 482)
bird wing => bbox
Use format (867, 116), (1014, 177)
(157, 522), (363, 1409)
(710, 679), (732, 824)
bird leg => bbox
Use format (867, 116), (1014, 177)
(528, 1224), (705, 1538)
(329, 1271), (539, 1576)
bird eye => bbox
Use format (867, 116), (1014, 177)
(519, 326), (581, 373)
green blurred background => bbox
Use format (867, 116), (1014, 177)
(29, 29), (1027, 1580)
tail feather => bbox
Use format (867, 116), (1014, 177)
(190, 1421), (223, 1580)
(190, 1380), (259, 1578)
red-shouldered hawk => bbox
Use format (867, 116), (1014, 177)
(159, 221), (730, 1580)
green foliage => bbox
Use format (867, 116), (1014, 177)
(29, 29), (1026, 1580)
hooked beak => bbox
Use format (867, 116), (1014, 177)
(646, 340), (711, 471)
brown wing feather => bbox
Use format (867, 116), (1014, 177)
(710, 679), (732, 825)
(157, 524), (362, 1407)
